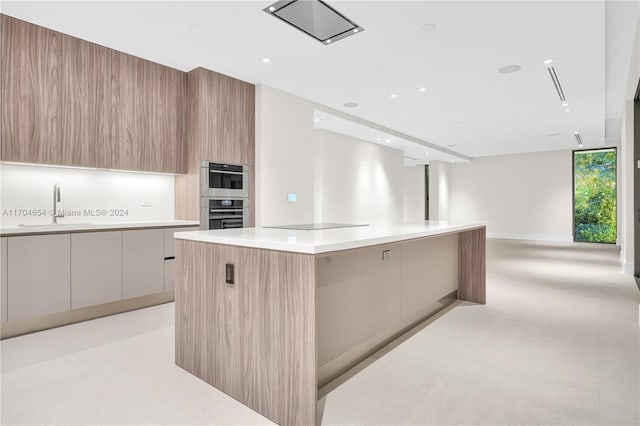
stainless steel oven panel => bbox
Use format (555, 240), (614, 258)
(200, 161), (250, 198)
(200, 197), (250, 230)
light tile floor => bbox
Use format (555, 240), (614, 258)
(1, 239), (638, 425)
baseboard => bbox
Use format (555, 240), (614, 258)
(487, 232), (573, 243)
(1, 291), (175, 339)
(622, 260), (635, 275)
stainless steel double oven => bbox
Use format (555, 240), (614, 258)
(200, 161), (250, 230)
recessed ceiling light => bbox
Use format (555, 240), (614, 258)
(314, 118), (321, 123)
(389, 93), (398, 99)
(268, 6), (275, 12)
(498, 64), (522, 74)
(385, 138), (391, 144)
(261, 57), (271, 64)
(418, 87), (427, 93)
(421, 24), (437, 32)
(353, 28), (359, 33)
(561, 102), (569, 107)
(564, 108), (571, 112)
(376, 136), (382, 141)
(450, 159), (455, 162)
(425, 151), (429, 155)
(326, 39), (332, 44)
(543, 58), (554, 65)
(343, 102), (358, 108)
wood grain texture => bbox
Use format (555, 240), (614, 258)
(175, 240), (316, 426)
(61, 34), (110, 167)
(110, 50), (143, 170)
(174, 68), (202, 220)
(175, 67), (255, 220)
(193, 67), (255, 165)
(110, 50), (186, 173)
(1, 14), (61, 163)
(458, 227), (486, 304)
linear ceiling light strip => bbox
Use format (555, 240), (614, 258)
(547, 67), (567, 102)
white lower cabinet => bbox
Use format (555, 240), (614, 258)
(71, 231), (122, 309)
(8, 234), (71, 322)
(1, 237), (8, 323)
(164, 259), (175, 292)
(122, 229), (164, 299)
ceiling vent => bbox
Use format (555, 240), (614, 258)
(547, 66), (567, 103)
(264, 0), (364, 45)
(573, 131), (583, 146)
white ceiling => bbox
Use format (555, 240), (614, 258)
(313, 109), (471, 166)
(2, 1), (638, 158)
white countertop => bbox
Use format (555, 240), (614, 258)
(0, 220), (200, 236)
(174, 221), (485, 254)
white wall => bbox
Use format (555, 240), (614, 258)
(314, 130), (404, 223)
(449, 150), (574, 242)
(403, 166), (425, 221)
(255, 85), (316, 226)
(428, 161), (450, 221)
(255, 84), (423, 226)
(619, 17), (640, 275)
(0, 163), (175, 226)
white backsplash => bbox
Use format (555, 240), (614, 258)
(0, 163), (175, 226)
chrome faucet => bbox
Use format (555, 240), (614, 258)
(52, 183), (64, 224)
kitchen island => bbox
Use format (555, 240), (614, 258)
(174, 221), (486, 426)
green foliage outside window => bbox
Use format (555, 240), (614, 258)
(574, 149), (617, 243)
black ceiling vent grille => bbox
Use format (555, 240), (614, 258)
(264, 0), (364, 45)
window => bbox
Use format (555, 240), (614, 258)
(573, 148), (617, 244)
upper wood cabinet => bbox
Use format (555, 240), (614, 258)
(1, 14), (187, 173)
(1, 14), (61, 164)
(109, 50), (187, 173)
(189, 67), (255, 166)
(61, 34), (111, 168)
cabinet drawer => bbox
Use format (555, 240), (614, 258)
(164, 227), (199, 258)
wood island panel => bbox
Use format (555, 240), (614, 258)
(175, 239), (316, 426)
(175, 226), (485, 426)
(458, 227), (486, 304)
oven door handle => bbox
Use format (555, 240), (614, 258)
(209, 209), (244, 213)
(209, 170), (244, 175)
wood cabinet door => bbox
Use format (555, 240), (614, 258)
(61, 35), (111, 168)
(198, 69), (255, 165)
(7, 234), (71, 322)
(111, 53), (186, 173)
(122, 229), (164, 298)
(148, 63), (187, 173)
(110, 49), (144, 171)
(71, 231), (122, 309)
(1, 15), (61, 164)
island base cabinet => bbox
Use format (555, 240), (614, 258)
(71, 232), (122, 309)
(7, 234), (71, 322)
(122, 229), (164, 299)
(175, 240), (317, 426)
